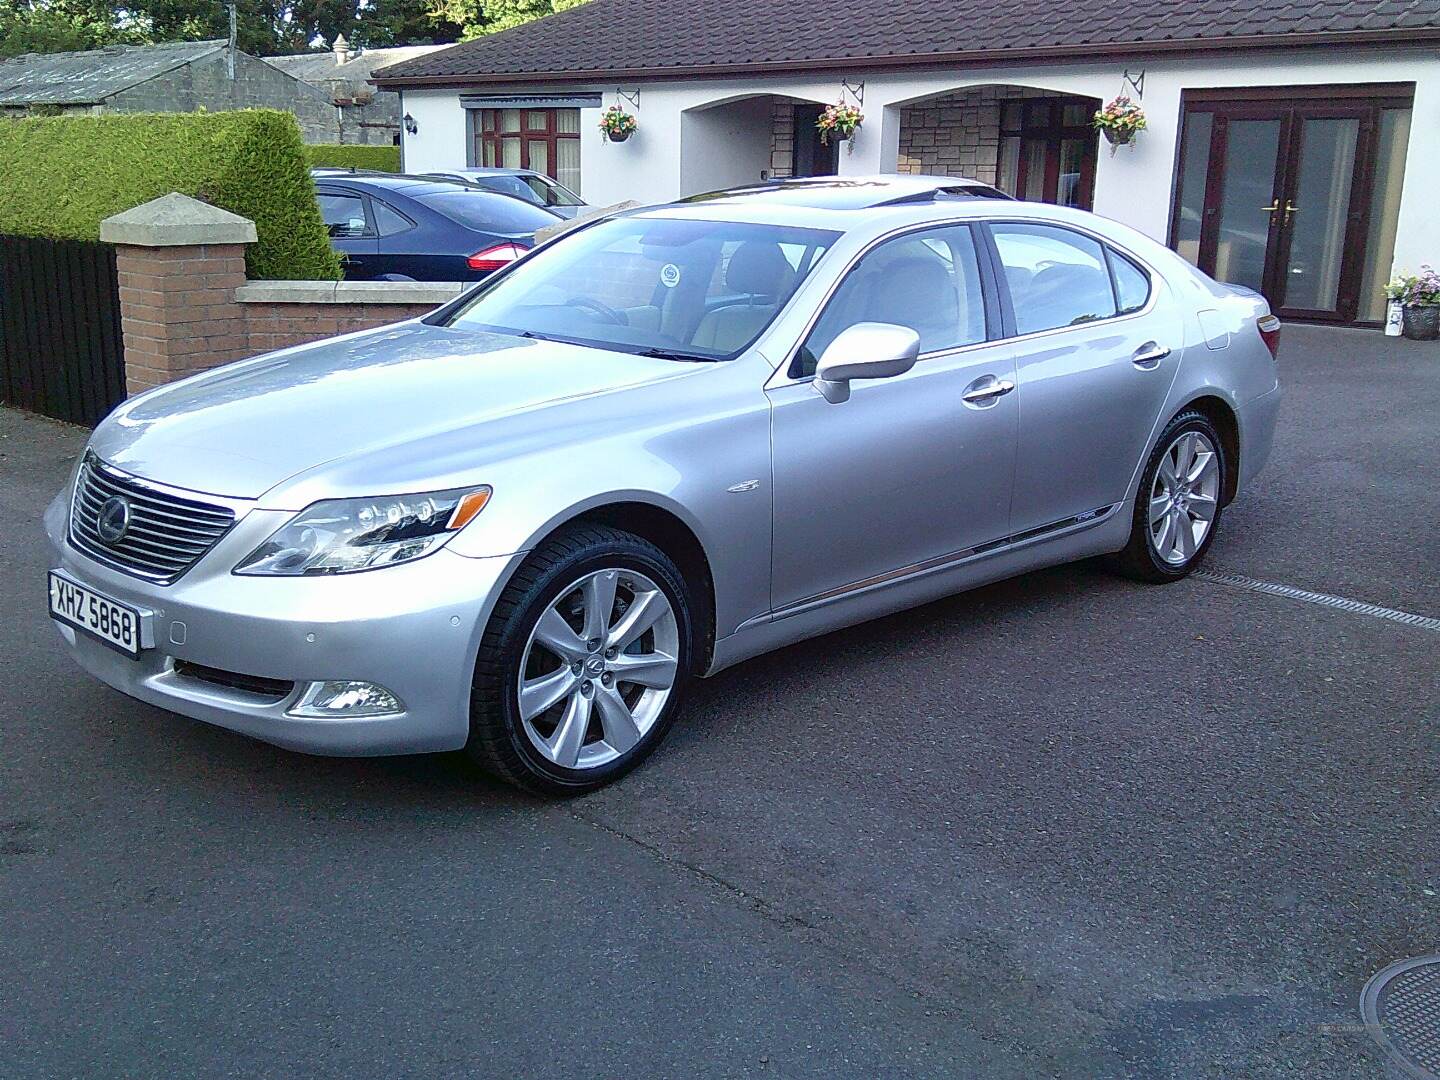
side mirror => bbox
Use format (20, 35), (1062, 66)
(813, 322), (921, 404)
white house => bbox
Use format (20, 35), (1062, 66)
(373, 0), (1440, 327)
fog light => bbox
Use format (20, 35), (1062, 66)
(288, 680), (404, 718)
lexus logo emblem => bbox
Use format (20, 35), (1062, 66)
(96, 495), (131, 545)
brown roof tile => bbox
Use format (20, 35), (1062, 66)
(373, 0), (1440, 84)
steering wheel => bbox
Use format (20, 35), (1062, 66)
(565, 296), (627, 326)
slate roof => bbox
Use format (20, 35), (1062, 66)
(372, 0), (1440, 85)
(0, 39), (227, 106)
(267, 44), (445, 99)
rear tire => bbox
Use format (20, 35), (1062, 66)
(467, 525), (693, 795)
(1112, 410), (1226, 583)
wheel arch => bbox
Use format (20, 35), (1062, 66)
(513, 499), (718, 675)
(1176, 393), (1241, 505)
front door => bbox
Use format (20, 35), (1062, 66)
(769, 224), (1015, 610)
(1174, 88), (1414, 324)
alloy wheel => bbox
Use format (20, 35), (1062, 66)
(516, 568), (680, 770)
(1148, 430), (1221, 565)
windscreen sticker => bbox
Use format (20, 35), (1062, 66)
(659, 263), (682, 288)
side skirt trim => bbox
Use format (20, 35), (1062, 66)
(757, 503), (1119, 626)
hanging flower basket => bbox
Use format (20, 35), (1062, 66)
(817, 102), (863, 151)
(599, 105), (637, 143)
(1093, 95), (1146, 153)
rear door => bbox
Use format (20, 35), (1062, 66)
(986, 221), (1181, 533)
(316, 187), (378, 279)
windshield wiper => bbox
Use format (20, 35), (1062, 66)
(635, 346), (720, 363)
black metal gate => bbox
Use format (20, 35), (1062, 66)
(0, 235), (126, 426)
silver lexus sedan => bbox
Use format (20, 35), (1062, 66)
(45, 176), (1282, 794)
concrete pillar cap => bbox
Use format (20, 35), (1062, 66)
(100, 193), (258, 247)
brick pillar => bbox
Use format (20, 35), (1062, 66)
(99, 193), (257, 396)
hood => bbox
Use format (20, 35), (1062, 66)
(91, 321), (698, 500)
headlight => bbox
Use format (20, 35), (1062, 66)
(234, 487), (491, 576)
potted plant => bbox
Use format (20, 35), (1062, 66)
(1093, 95), (1147, 151)
(1393, 266), (1440, 340)
(599, 105), (637, 143)
(816, 102), (863, 150)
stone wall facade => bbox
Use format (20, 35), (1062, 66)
(895, 85), (1050, 185)
(106, 50), (343, 144)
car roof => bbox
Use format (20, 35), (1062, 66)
(681, 174), (1009, 210)
(441, 167), (546, 180)
(312, 172), (482, 197)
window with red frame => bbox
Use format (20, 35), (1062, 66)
(471, 108), (581, 193)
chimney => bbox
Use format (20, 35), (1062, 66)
(332, 33), (350, 65)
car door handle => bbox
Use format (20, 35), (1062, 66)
(961, 378), (1015, 404)
(1132, 344), (1172, 370)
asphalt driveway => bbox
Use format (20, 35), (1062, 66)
(2, 324), (1436, 1079)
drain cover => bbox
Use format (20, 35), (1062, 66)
(1363, 955), (1440, 1079)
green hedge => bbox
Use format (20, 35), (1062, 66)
(0, 110), (340, 280)
(304, 143), (402, 172)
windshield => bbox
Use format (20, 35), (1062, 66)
(444, 216), (839, 360)
(472, 174), (545, 205)
(525, 175), (584, 207)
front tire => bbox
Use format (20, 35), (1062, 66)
(1112, 410), (1226, 583)
(467, 525), (693, 795)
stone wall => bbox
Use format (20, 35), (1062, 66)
(106, 51), (342, 144)
(238, 283), (458, 354)
(100, 191), (464, 396)
(896, 85), (1049, 184)
(337, 100), (402, 146)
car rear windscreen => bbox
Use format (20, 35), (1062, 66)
(417, 190), (560, 233)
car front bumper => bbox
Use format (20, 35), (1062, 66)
(44, 489), (523, 756)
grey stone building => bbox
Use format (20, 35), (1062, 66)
(0, 39), (343, 143)
(267, 37), (447, 146)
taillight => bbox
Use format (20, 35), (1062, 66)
(1257, 314), (1281, 358)
(467, 242), (526, 272)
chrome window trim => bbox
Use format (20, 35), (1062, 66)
(983, 217), (1161, 343)
(765, 214), (1162, 391)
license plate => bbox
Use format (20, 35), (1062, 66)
(48, 572), (144, 658)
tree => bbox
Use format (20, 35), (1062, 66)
(0, 0), (143, 58)
(423, 0), (587, 40)
(129, 0), (358, 55)
(349, 0), (461, 47)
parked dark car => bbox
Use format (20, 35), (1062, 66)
(311, 173), (561, 281)
(420, 167), (588, 218)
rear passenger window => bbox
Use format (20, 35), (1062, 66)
(1109, 249), (1151, 313)
(795, 224), (987, 377)
(991, 223), (1116, 334)
(371, 199), (413, 237)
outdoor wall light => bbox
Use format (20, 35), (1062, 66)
(403, 113), (418, 135)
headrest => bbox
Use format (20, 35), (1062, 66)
(725, 241), (793, 297)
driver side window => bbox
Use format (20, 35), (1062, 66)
(793, 225), (987, 378)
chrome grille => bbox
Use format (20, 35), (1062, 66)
(68, 454), (236, 584)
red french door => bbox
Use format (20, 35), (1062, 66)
(1172, 86), (1413, 324)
